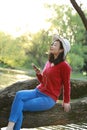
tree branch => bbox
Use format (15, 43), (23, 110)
(70, 0), (87, 30)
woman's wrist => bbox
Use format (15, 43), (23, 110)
(36, 71), (41, 75)
(63, 103), (71, 112)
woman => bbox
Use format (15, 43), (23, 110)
(6, 34), (71, 130)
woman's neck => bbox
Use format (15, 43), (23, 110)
(54, 54), (58, 59)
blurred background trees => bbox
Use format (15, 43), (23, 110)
(0, 1), (87, 75)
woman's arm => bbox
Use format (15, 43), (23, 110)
(61, 62), (72, 112)
(33, 62), (48, 83)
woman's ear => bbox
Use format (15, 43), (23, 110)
(59, 49), (64, 53)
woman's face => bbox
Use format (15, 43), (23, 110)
(50, 40), (63, 57)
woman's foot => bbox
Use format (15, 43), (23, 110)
(6, 122), (15, 130)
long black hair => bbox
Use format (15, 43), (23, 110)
(48, 39), (64, 65)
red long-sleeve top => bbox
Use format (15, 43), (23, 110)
(36, 61), (71, 103)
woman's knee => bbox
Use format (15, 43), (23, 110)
(15, 91), (24, 99)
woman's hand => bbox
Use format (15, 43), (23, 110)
(35, 68), (41, 75)
(63, 103), (71, 112)
(32, 63), (41, 75)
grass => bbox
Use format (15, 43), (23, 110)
(0, 67), (35, 89)
(0, 67), (87, 89)
(71, 72), (87, 81)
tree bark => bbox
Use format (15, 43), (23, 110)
(70, 0), (87, 30)
(23, 97), (87, 128)
(0, 97), (87, 128)
(0, 78), (87, 128)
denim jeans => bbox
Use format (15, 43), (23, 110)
(9, 88), (56, 130)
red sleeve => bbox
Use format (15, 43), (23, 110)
(36, 61), (48, 83)
(36, 73), (43, 83)
(61, 62), (71, 103)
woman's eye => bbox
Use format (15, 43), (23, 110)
(51, 42), (56, 46)
(53, 44), (56, 46)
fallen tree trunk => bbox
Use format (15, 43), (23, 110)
(23, 97), (87, 128)
(0, 78), (87, 99)
(0, 78), (87, 128)
(0, 97), (87, 128)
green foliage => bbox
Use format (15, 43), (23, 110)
(0, 4), (87, 73)
(46, 4), (85, 43)
(0, 32), (26, 68)
(23, 30), (52, 68)
(69, 53), (84, 72)
(0, 30), (51, 69)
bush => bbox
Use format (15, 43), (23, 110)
(69, 53), (84, 72)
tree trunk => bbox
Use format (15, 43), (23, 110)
(70, 0), (87, 30)
(0, 78), (87, 128)
(23, 97), (87, 128)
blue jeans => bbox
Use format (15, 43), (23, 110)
(9, 88), (56, 130)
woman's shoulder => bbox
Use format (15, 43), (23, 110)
(60, 61), (71, 70)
